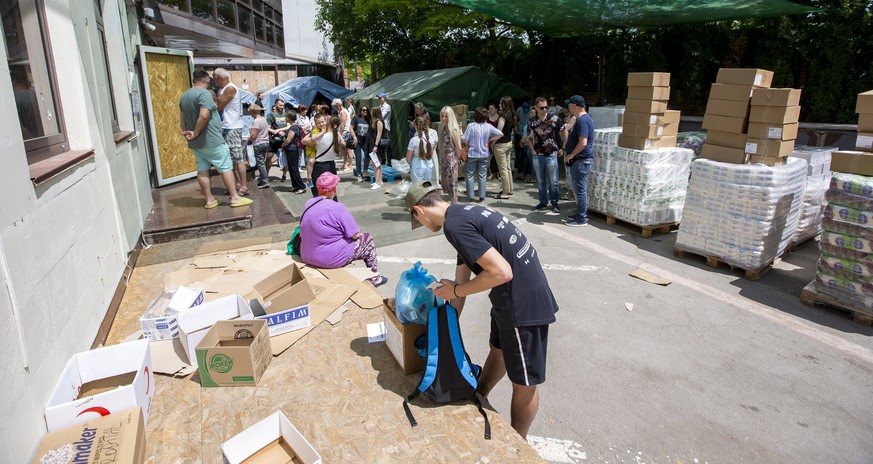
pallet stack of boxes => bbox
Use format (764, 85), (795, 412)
(745, 88), (802, 166)
(620, 72), (680, 151)
(788, 146), (834, 247)
(700, 68), (774, 164)
(857, 90), (873, 153)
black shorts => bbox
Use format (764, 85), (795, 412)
(489, 319), (549, 386)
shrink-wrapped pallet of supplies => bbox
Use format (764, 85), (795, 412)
(590, 127), (694, 226)
(676, 157), (807, 270)
(788, 146), (834, 247)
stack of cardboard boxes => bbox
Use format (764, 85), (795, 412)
(746, 88), (802, 166)
(831, 90), (873, 175)
(701, 68), (774, 163)
(620, 72), (680, 150)
(856, 90), (873, 153)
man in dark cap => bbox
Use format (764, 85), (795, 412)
(562, 95), (595, 227)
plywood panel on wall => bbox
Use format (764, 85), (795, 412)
(145, 52), (196, 184)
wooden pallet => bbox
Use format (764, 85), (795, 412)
(800, 281), (873, 326)
(789, 233), (820, 252)
(672, 246), (783, 281)
(589, 209), (679, 238)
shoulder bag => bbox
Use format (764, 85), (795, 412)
(289, 198), (326, 255)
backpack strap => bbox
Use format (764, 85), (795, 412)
(402, 391), (421, 428)
(473, 395), (492, 440)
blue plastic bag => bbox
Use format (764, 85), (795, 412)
(395, 262), (443, 324)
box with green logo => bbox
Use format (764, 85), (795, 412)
(195, 320), (271, 387)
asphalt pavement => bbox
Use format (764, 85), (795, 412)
(269, 164), (873, 464)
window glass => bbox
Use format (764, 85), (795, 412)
(217, 0), (235, 29)
(2, 0), (65, 152)
(254, 14), (264, 41)
(238, 5), (251, 35)
(263, 4), (272, 20)
(191, 0), (213, 20)
(158, 0), (187, 11)
(265, 21), (273, 45)
(275, 27), (283, 48)
(252, 0), (262, 14)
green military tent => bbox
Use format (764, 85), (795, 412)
(352, 66), (529, 159)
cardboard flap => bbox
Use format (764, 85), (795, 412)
(269, 280), (356, 356)
(195, 237), (273, 256)
(318, 268), (383, 309)
(149, 339), (198, 376)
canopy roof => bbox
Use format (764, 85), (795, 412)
(353, 66), (528, 157)
(447, 0), (815, 36)
(262, 76), (353, 112)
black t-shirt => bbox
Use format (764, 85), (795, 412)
(443, 204), (559, 328)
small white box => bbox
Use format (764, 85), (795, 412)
(222, 411), (322, 464)
(177, 294), (254, 366)
(140, 285), (204, 341)
(44, 339), (154, 432)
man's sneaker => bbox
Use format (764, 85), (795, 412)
(565, 219), (589, 227)
(547, 206), (560, 215)
(257, 181), (270, 189)
(532, 203), (548, 211)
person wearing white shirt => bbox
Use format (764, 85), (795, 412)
(406, 116), (438, 183)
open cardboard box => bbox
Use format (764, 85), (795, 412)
(195, 319), (271, 387)
(383, 299), (426, 375)
(139, 285), (204, 341)
(32, 407), (146, 464)
(44, 339), (153, 432)
(222, 411), (322, 464)
(177, 294), (254, 366)
(251, 264), (316, 337)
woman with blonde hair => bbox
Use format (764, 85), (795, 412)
(492, 96), (516, 199)
(366, 106), (387, 190)
(406, 116), (438, 182)
(303, 114), (345, 199)
(334, 98), (355, 172)
(439, 106), (464, 204)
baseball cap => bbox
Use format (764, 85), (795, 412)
(564, 95), (586, 107)
(377, 92), (388, 98)
(405, 181), (440, 229)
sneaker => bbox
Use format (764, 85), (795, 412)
(370, 183), (382, 190)
(367, 275), (388, 288)
(306, 181), (313, 188)
(257, 181), (270, 189)
(280, 174), (286, 182)
(548, 206), (560, 215)
(294, 189), (306, 195)
(565, 220), (588, 227)
(532, 203), (548, 211)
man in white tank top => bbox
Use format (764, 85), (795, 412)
(214, 68), (249, 195)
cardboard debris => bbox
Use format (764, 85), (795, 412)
(268, 278), (356, 355)
(318, 267), (383, 309)
(149, 338), (197, 377)
(625, 302), (634, 311)
(200, 268), (272, 302)
(164, 268), (222, 290)
(195, 237), (273, 256)
(629, 268), (672, 286)
(325, 302), (353, 325)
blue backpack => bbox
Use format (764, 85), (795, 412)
(402, 300), (492, 439)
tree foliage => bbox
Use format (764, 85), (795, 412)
(317, 0), (873, 123)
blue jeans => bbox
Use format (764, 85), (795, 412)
(354, 143), (367, 176)
(570, 159), (592, 222)
(533, 154), (559, 207)
(465, 157), (489, 200)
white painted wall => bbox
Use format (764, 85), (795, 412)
(282, 0), (335, 64)
(0, 1), (152, 461)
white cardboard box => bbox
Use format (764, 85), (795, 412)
(221, 411), (322, 464)
(44, 339), (154, 432)
(140, 285), (204, 341)
(177, 294), (254, 366)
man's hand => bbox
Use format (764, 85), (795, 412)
(182, 131), (195, 141)
(432, 279), (458, 301)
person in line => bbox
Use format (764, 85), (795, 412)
(548, 96), (562, 115)
(378, 92), (392, 160)
(280, 112), (308, 194)
(406, 181), (558, 440)
(492, 96), (516, 200)
(462, 107), (503, 203)
(350, 106), (370, 180)
(213, 68), (249, 196)
(178, 70), (253, 208)
(344, 97), (356, 119)
(300, 173), (388, 288)
(486, 103), (500, 180)
(267, 99), (291, 178)
(406, 116), (437, 183)
(439, 106), (464, 204)
(254, 92), (264, 108)
(514, 101), (532, 183)
(245, 104), (271, 189)
(303, 114), (344, 198)
(559, 107), (577, 203)
(562, 95), (595, 227)
(526, 97), (567, 215)
(367, 106), (387, 190)
(334, 98), (354, 172)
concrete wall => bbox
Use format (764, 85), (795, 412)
(0, 1), (152, 461)
(283, 0), (335, 64)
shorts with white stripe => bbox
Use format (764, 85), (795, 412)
(489, 318), (549, 386)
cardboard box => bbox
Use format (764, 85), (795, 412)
(748, 155), (787, 166)
(451, 104), (468, 123)
(32, 407), (145, 464)
(716, 68), (774, 87)
(251, 264), (317, 336)
(856, 90), (873, 114)
(618, 134), (676, 150)
(621, 110), (680, 127)
(709, 83), (755, 102)
(702, 113), (748, 133)
(627, 72), (670, 87)
(751, 88), (802, 107)
(749, 105), (801, 124)
(624, 98), (668, 114)
(178, 294), (254, 366)
(621, 122), (677, 139)
(857, 132), (873, 152)
(700, 144), (748, 164)
(140, 285), (204, 341)
(383, 299), (426, 375)
(858, 113), (873, 133)
(746, 122), (799, 141)
(830, 150), (873, 175)
(195, 319), (271, 387)
(627, 85), (670, 101)
(44, 339), (154, 432)
(705, 98), (751, 118)
(745, 138), (796, 157)
(222, 411), (322, 464)
(705, 130), (747, 149)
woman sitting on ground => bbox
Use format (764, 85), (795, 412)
(406, 116), (437, 183)
(299, 173), (388, 287)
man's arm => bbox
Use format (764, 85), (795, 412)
(216, 86), (235, 112)
(191, 107), (211, 139)
(434, 248), (512, 309)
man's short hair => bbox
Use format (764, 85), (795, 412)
(213, 68), (229, 79)
(472, 107), (488, 123)
(192, 69), (211, 83)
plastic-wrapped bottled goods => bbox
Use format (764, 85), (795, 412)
(789, 146), (834, 246)
(676, 157), (807, 270)
(589, 127), (693, 226)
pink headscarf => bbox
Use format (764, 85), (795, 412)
(316, 172), (340, 192)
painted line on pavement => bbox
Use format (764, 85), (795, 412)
(542, 224), (873, 366)
(527, 435), (588, 463)
(378, 256), (607, 272)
